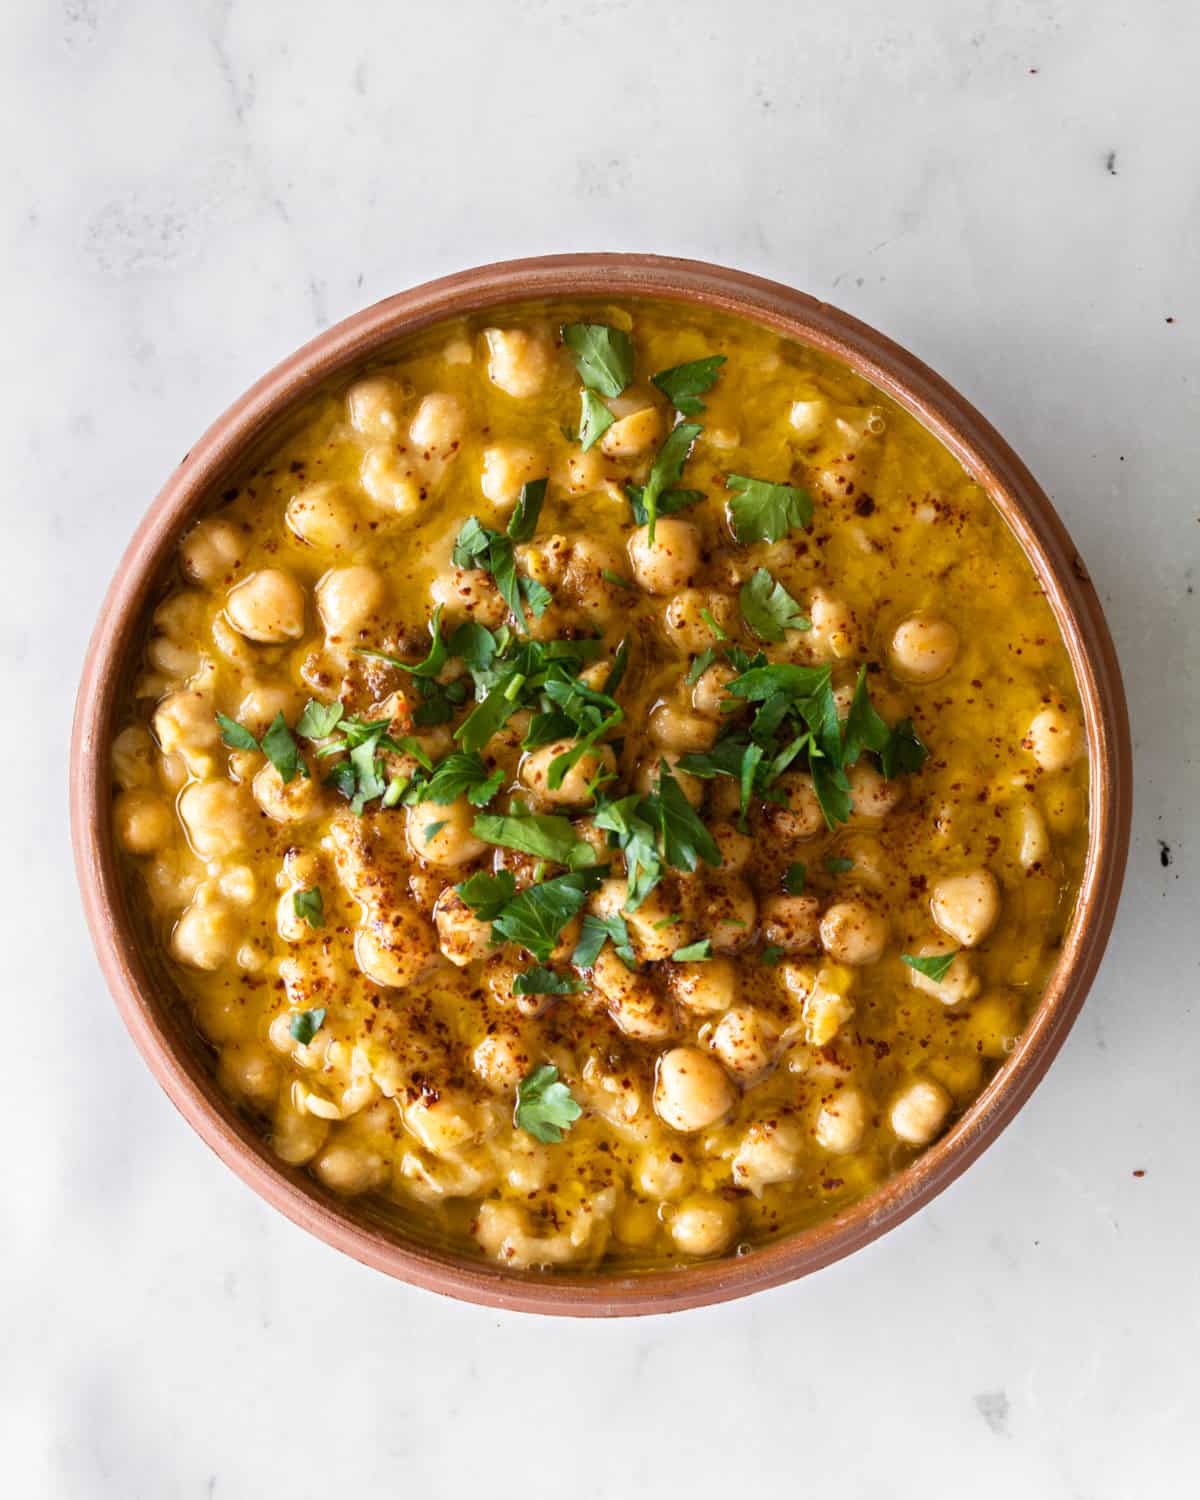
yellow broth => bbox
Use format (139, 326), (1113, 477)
(109, 300), (1088, 1270)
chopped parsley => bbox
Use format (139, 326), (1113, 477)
(455, 869), (518, 921)
(515, 1063), (582, 1143)
(506, 478), (548, 543)
(418, 751), (504, 808)
(472, 808), (597, 869)
(288, 1008), (326, 1045)
(489, 867), (606, 964)
(651, 354), (726, 416)
(726, 473), (813, 543)
(511, 966), (583, 996)
(562, 323), (635, 398)
(902, 950), (960, 982)
(579, 388), (615, 451)
(572, 912), (637, 970)
(293, 887), (324, 928)
(824, 856), (855, 875)
(784, 862), (807, 894)
(671, 939), (712, 962)
(215, 713), (260, 752)
(639, 421), (702, 543)
(739, 568), (811, 641)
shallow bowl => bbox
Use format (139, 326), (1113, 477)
(71, 254), (1131, 1315)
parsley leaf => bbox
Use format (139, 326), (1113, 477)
(841, 664), (890, 767)
(760, 945), (785, 966)
(490, 867), (604, 963)
(506, 478), (548, 543)
(215, 712), (260, 752)
(455, 869), (517, 921)
(451, 519), (543, 632)
(512, 966), (583, 996)
(739, 568), (811, 642)
(656, 763), (722, 872)
(686, 647), (718, 685)
(515, 1063), (582, 1143)
(260, 712), (304, 784)
(288, 1008), (326, 1045)
(824, 856), (854, 874)
(810, 755), (853, 828)
(726, 473), (813, 543)
(572, 912), (637, 970)
(902, 950), (960, 982)
(562, 323), (634, 398)
(672, 939), (712, 962)
(579, 389), (615, 451)
(880, 718), (929, 780)
(295, 699), (345, 740)
(784, 862), (807, 894)
(454, 675), (521, 753)
(472, 809), (597, 869)
(419, 751), (504, 807)
(626, 483), (704, 528)
(651, 354), (726, 416)
(593, 794), (663, 910)
(293, 888), (324, 928)
(641, 422), (702, 543)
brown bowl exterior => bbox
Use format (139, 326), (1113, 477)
(71, 255), (1131, 1315)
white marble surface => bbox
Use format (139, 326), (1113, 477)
(4, 0), (1197, 1494)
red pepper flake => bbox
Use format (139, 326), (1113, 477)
(1133, 1169), (1146, 1178)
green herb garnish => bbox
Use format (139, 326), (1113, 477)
(651, 354), (726, 416)
(739, 568), (811, 642)
(579, 389), (615, 451)
(726, 473), (813, 543)
(784, 862), (807, 894)
(562, 324), (634, 397)
(489, 867), (605, 964)
(293, 887), (324, 928)
(671, 939), (712, 962)
(640, 422), (702, 543)
(288, 1008), (326, 1045)
(515, 1063), (582, 1143)
(902, 950), (960, 982)
(512, 966), (583, 997)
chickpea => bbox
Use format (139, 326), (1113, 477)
(111, 725), (155, 790)
(153, 685), (220, 766)
(285, 482), (363, 553)
(360, 444), (423, 515)
(480, 442), (542, 507)
(410, 392), (466, 456)
(225, 568), (306, 643)
(785, 963), (855, 1046)
(711, 1005), (779, 1083)
(600, 404), (663, 459)
(634, 752), (704, 809)
(316, 565), (386, 639)
(354, 907), (437, 989)
(772, 773), (823, 840)
(429, 567), (507, 627)
(930, 868), (1001, 948)
(890, 1078), (952, 1146)
(707, 875), (758, 952)
(906, 944), (980, 1006)
(473, 1031), (528, 1092)
(114, 787), (174, 854)
(252, 761), (321, 824)
(663, 588), (736, 652)
(628, 519), (702, 596)
(434, 886), (497, 966)
(594, 948), (678, 1041)
(178, 780), (247, 858)
(709, 823), (753, 872)
(815, 1086), (868, 1154)
(636, 1145), (694, 1201)
(654, 1046), (735, 1133)
(806, 589), (859, 661)
(761, 893), (821, 954)
(520, 739), (616, 808)
(147, 593), (206, 678)
(272, 1096), (329, 1165)
(649, 697), (718, 754)
(179, 516), (245, 588)
(670, 1194), (738, 1257)
(347, 375), (406, 441)
(314, 1145), (387, 1196)
(217, 1042), (279, 1108)
(819, 897), (888, 965)
(670, 955), (738, 1014)
(889, 615), (959, 682)
(1017, 801), (1051, 870)
(405, 1087), (482, 1156)
(405, 797), (487, 869)
(731, 1118), (804, 1193)
(1024, 702), (1085, 772)
(848, 760), (904, 819)
(171, 899), (237, 970)
(590, 878), (690, 963)
(691, 662), (737, 718)
(235, 682), (303, 737)
(483, 327), (554, 398)
(789, 395), (829, 443)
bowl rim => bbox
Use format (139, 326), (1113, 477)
(71, 253), (1131, 1316)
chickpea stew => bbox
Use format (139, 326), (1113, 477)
(111, 301), (1088, 1271)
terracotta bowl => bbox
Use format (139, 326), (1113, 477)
(71, 254), (1131, 1315)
